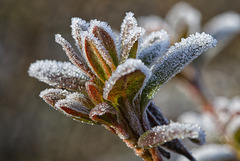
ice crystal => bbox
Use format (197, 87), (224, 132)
(138, 122), (205, 148)
(28, 11), (217, 161)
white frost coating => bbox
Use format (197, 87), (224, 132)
(82, 32), (115, 70)
(204, 11), (240, 42)
(138, 30), (170, 66)
(71, 17), (89, 40)
(89, 102), (116, 117)
(120, 12), (138, 41)
(121, 26), (145, 62)
(166, 1), (201, 34)
(144, 32), (217, 101)
(177, 144), (237, 161)
(89, 19), (119, 64)
(39, 88), (70, 106)
(103, 58), (151, 100)
(28, 60), (88, 91)
(55, 99), (90, 115)
(139, 122), (205, 148)
(89, 19), (119, 52)
(55, 34), (92, 77)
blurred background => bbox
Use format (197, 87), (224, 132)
(0, 0), (240, 161)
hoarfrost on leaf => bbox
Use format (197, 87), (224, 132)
(28, 60), (88, 92)
(138, 122), (205, 148)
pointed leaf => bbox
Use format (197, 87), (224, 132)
(90, 20), (118, 67)
(28, 60), (89, 92)
(120, 27), (145, 63)
(120, 12), (145, 63)
(103, 59), (150, 104)
(71, 17), (89, 51)
(83, 33), (112, 82)
(138, 30), (170, 67)
(138, 122), (205, 148)
(141, 32), (217, 110)
(55, 34), (93, 77)
(39, 88), (70, 107)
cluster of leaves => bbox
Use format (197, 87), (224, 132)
(28, 12), (217, 161)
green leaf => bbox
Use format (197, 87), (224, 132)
(103, 59), (150, 105)
(84, 33), (112, 83)
(92, 25), (118, 67)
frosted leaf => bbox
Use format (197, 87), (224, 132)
(28, 60), (89, 92)
(178, 112), (218, 142)
(120, 27), (145, 63)
(204, 11), (240, 43)
(39, 88), (70, 106)
(66, 92), (95, 109)
(166, 1), (201, 34)
(141, 32), (217, 108)
(89, 20), (118, 68)
(138, 122), (205, 148)
(55, 34), (92, 77)
(82, 32), (113, 82)
(71, 17), (89, 50)
(55, 99), (90, 115)
(89, 102), (117, 123)
(103, 58), (150, 104)
(177, 144), (237, 161)
(120, 12), (138, 43)
(120, 12), (145, 63)
(138, 30), (170, 67)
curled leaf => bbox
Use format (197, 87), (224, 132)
(103, 59), (150, 105)
(66, 92), (95, 109)
(39, 88), (70, 107)
(138, 122), (205, 148)
(28, 60), (88, 92)
(89, 102), (117, 124)
(55, 99), (94, 123)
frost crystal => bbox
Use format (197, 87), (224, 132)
(138, 122), (205, 148)
(28, 60), (88, 92)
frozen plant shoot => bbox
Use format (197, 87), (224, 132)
(28, 12), (217, 161)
